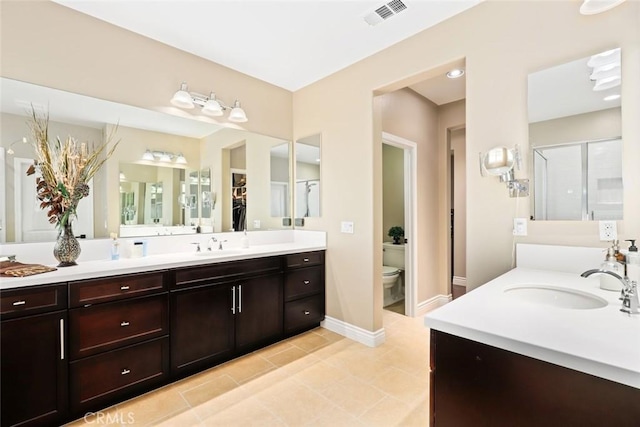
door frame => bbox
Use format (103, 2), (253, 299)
(382, 132), (417, 317)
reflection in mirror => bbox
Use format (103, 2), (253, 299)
(528, 48), (622, 221)
(295, 134), (321, 218)
(1, 77), (293, 243)
(270, 143), (290, 219)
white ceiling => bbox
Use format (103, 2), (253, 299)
(52, 0), (482, 91)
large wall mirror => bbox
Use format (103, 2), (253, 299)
(528, 48), (622, 221)
(295, 134), (321, 219)
(0, 77), (293, 243)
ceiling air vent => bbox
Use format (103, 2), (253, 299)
(363, 0), (408, 26)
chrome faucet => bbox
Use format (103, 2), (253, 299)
(207, 236), (218, 251)
(581, 269), (639, 315)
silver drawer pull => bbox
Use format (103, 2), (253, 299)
(304, 310), (311, 315)
(121, 368), (131, 375)
(120, 321), (130, 327)
(303, 280), (310, 285)
(12, 300), (26, 306)
(303, 258), (310, 262)
(120, 285), (130, 291)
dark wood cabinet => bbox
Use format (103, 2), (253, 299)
(284, 251), (325, 334)
(235, 273), (283, 350)
(430, 330), (640, 427)
(1, 250), (325, 425)
(68, 272), (169, 415)
(0, 284), (68, 427)
(170, 258), (284, 376)
(171, 283), (235, 374)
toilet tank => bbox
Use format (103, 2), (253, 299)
(383, 242), (405, 269)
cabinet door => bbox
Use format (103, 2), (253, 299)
(235, 273), (283, 350)
(1, 311), (67, 427)
(170, 284), (235, 375)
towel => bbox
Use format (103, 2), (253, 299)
(0, 261), (57, 277)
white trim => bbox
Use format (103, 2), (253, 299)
(321, 316), (386, 347)
(452, 276), (467, 287)
(0, 148), (5, 243)
(382, 132), (417, 318)
(416, 294), (452, 317)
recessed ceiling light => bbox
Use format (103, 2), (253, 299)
(603, 94), (621, 101)
(446, 69), (465, 79)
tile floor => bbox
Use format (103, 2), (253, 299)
(67, 310), (431, 426)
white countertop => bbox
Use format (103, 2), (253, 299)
(424, 267), (640, 389)
(0, 242), (325, 289)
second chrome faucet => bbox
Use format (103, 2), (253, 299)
(581, 269), (639, 315)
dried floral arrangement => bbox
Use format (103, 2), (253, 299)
(25, 109), (120, 228)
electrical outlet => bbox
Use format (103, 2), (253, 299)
(253, 220), (261, 229)
(513, 218), (527, 236)
(599, 220), (617, 241)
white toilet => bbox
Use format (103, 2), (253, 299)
(383, 242), (405, 306)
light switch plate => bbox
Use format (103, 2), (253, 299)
(253, 220), (261, 229)
(513, 218), (527, 236)
(341, 221), (354, 234)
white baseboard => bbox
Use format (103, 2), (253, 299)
(416, 294), (452, 316)
(321, 316), (386, 348)
(452, 276), (467, 287)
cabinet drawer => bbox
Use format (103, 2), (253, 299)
(70, 337), (169, 412)
(285, 251), (324, 268)
(0, 283), (67, 319)
(284, 266), (323, 301)
(69, 271), (166, 307)
(173, 256), (282, 288)
(284, 294), (324, 334)
(69, 295), (168, 359)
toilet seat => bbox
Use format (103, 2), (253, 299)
(383, 266), (400, 276)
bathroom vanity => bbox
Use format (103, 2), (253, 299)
(425, 261), (640, 426)
(0, 242), (325, 426)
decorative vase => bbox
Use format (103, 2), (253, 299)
(53, 222), (81, 267)
(393, 237), (401, 245)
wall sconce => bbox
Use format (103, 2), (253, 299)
(6, 137), (27, 155)
(142, 149), (187, 164)
(170, 82), (248, 123)
(479, 145), (529, 198)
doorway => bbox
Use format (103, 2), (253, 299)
(382, 132), (417, 317)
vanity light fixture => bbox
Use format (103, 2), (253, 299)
(6, 136), (27, 155)
(170, 81), (248, 123)
(446, 69), (465, 79)
(142, 149), (188, 165)
(580, 0), (627, 15)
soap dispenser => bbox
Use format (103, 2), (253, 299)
(241, 229), (250, 249)
(626, 239), (639, 285)
(600, 247), (623, 291)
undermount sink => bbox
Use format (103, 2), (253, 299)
(504, 285), (608, 310)
(194, 249), (243, 257)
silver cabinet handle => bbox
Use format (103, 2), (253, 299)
(304, 310), (311, 315)
(231, 286), (236, 314)
(12, 300), (26, 306)
(120, 285), (130, 291)
(121, 369), (131, 375)
(120, 321), (130, 327)
(303, 258), (310, 262)
(238, 285), (242, 314)
(60, 318), (65, 360)
(303, 280), (310, 285)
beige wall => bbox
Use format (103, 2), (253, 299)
(529, 107), (621, 147)
(0, 1), (292, 140)
(382, 144), (404, 243)
(294, 0), (639, 332)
